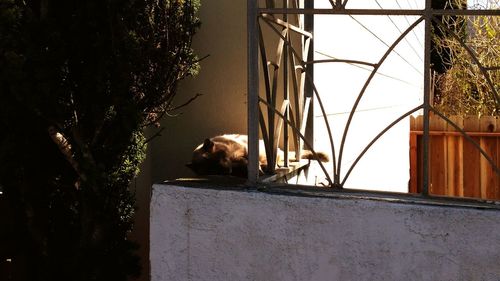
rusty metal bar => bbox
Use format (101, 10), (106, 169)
(283, 0), (289, 167)
(421, 0), (432, 196)
(259, 8), (424, 15)
(303, 0), (314, 161)
(258, 8), (500, 16)
(247, 0), (259, 184)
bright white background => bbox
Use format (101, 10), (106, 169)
(313, 0), (425, 191)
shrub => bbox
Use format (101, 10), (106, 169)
(433, 0), (499, 117)
(0, 0), (200, 280)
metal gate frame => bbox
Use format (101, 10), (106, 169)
(247, 0), (500, 198)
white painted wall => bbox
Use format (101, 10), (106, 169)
(151, 183), (500, 281)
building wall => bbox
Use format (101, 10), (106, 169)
(151, 183), (500, 281)
(150, 0), (248, 182)
(130, 1), (248, 280)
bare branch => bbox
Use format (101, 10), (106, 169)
(168, 93), (203, 112)
(144, 127), (165, 144)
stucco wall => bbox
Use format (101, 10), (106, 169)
(151, 183), (500, 281)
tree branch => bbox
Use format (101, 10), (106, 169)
(144, 127), (165, 144)
(168, 93), (203, 112)
(48, 126), (85, 186)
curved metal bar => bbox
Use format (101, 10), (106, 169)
(258, 21), (273, 109)
(259, 97), (334, 186)
(431, 108), (500, 176)
(268, 27), (289, 170)
(341, 105), (424, 186)
(287, 103), (300, 156)
(288, 46), (303, 155)
(273, 100), (290, 165)
(303, 73), (339, 184)
(261, 10), (323, 172)
(261, 15), (319, 89)
(337, 0), (344, 9)
(260, 16), (308, 67)
(258, 106), (271, 166)
(348, 15), (424, 76)
(342, 0), (349, 9)
(260, 14), (320, 169)
(329, 0), (335, 9)
(260, 14), (293, 171)
(304, 59), (376, 67)
(315, 50), (423, 88)
(337, 16), (425, 180)
(261, 13), (313, 38)
(374, 0), (424, 63)
(431, 16), (500, 111)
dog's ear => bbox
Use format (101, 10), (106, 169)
(202, 138), (214, 151)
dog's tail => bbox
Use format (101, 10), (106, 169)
(301, 150), (330, 162)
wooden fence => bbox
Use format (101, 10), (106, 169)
(410, 114), (500, 200)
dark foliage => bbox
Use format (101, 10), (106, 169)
(0, 0), (200, 280)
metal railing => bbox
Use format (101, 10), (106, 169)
(247, 0), (500, 200)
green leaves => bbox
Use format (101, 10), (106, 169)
(0, 0), (201, 280)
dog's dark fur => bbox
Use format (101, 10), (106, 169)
(187, 134), (329, 177)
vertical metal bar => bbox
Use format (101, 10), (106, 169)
(283, 0), (289, 167)
(304, 0), (314, 151)
(248, 0), (260, 184)
(422, 0), (432, 196)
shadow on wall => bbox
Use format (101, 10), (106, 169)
(130, 1), (248, 281)
(150, 0), (248, 183)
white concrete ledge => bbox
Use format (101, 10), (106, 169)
(151, 181), (500, 281)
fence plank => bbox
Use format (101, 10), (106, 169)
(497, 118), (500, 199)
(480, 138), (498, 199)
(463, 116), (481, 198)
(429, 115), (447, 196)
(479, 116), (498, 199)
(410, 115), (500, 200)
(415, 115), (423, 131)
(447, 116), (464, 197)
(409, 132), (418, 193)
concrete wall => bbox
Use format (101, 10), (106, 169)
(151, 183), (500, 281)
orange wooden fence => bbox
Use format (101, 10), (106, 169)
(410, 114), (500, 200)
